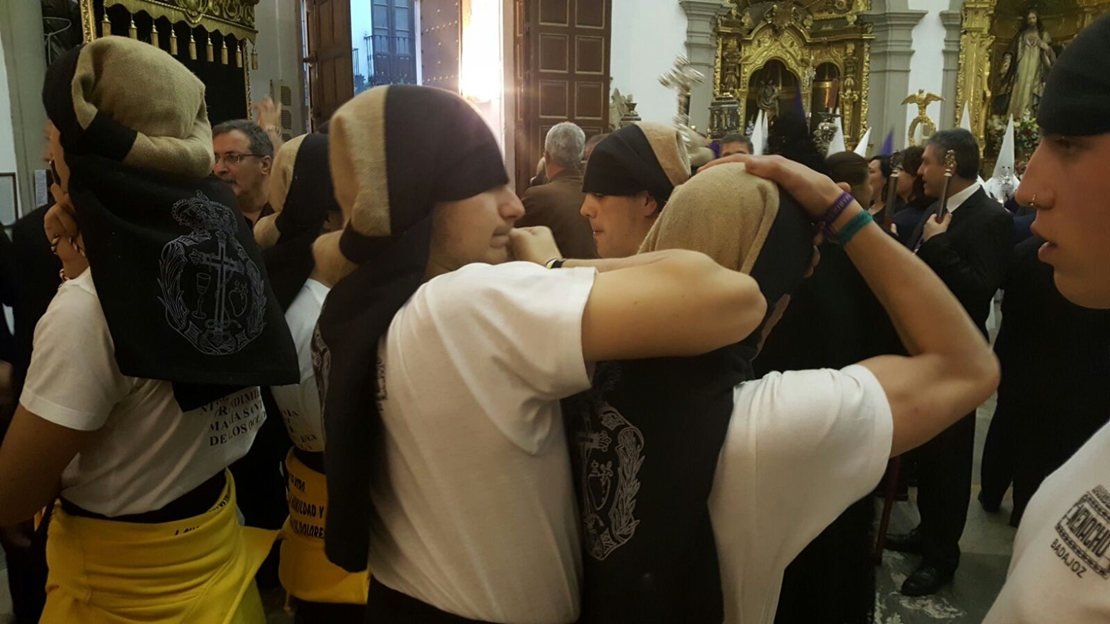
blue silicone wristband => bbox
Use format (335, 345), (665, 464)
(836, 210), (874, 246)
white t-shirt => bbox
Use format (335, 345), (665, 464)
(368, 261), (596, 624)
(270, 279), (329, 452)
(983, 420), (1110, 623)
(19, 270), (266, 517)
(709, 365), (893, 624)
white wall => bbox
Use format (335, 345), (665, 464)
(905, 0), (950, 144)
(0, 29), (20, 212)
(251, 1), (307, 133)
(610, 0), (688, 125)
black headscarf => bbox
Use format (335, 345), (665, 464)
(563, 165), (814, 623)
(583, 122), (690, 203)
(1037, 14), (1110, 137)
(255, 133), (338, 311)
(313, 85), (509, 572)
(42, 37), (298, 410)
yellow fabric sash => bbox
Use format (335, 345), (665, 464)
(42, 472), (277, 624)
(280, 449), (370, 604)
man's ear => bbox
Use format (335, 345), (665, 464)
(260, 155), (273, 176)
(640, 192), (661, 216)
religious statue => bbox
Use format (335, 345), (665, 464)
(994, 9), (1056, 119)
(721, 41), (742, 95)
(610, 89), (634, 131)
(757, 79), (781, 120)
(903, 89), (944, 146)
(800, 53), (817, 101)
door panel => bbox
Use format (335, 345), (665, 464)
(306, 0), (354, 128)
(419, 0), (461, 92)
(514, 0), (612, 193)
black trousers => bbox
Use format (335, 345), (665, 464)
(980, 399), (1042, 525)
(775, 496), (875, 624)
(0, 520), (47, 624)
(916, 412), (976, 573)
(365, 579), (491, 624)
(980, 400), (1019, 511)
(294, 599), (366, 624)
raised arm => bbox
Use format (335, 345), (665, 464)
(704, 155), (999, 457)
(510, 228), (767, 362)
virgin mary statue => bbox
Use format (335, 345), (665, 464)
(995, 9), (1056, 119)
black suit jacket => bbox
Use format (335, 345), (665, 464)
(517, 170), (597, 259)
(910, 188), (1013, 335)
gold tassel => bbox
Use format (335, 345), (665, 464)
(251, 44), (258, 70)
(129, 15), (137, 40)
(220, 37), (228, 65)
(101, 7), (110, 35)
(152, 23), (160, 48)
(236, 41), (243, 68)
(206, 33), (214, 62)
(189, 32), (197, 60)
(170, 27), (178, 55)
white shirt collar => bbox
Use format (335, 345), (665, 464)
(304, 278), (330, 304)
(946, 182), (981, 214)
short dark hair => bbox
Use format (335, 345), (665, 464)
(721, 133), (754, 152)
(212, 119), (274, 158)
(827, 152), (869, 190)
(926, 129), (980, 181)
(869, 155), (892, 179)
(897, 146), (928, 204)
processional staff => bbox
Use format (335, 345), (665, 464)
(936, 150), (958, 221)
(659, 56), (704, 144)
(884, 152), (903, 231)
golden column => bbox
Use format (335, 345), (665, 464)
(955, 0), (995, 148)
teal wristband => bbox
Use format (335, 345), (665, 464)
(836, 211), (874, 246)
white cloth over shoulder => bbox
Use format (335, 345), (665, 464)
(20, 270), (264, 517)
(709, 365), (893, 624)
(368, 261), (596, 624)
(984, 420), (1110, 623)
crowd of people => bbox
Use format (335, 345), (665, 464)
(0, 12), (1107, 624)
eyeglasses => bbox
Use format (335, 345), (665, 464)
(214, 152), (264, 166)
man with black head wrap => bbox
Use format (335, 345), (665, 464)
(312, 85), (770, 623)
(579, 122), (691, 258)
(984, 14), (1110, 622)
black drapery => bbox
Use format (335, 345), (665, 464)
(99, 3), (249, 124)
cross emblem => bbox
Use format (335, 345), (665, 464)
(189, 231), (244, 335)
(658, 56), (705, 133)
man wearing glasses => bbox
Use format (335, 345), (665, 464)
(212, 119), (275, 227)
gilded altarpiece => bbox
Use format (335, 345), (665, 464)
(78, 0), (259, 123)
(957, 0), (1110, 165)
(711, 0), (873, 148)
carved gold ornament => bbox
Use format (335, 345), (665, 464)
(712, 0), (872, 147)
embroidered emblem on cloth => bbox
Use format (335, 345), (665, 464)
(158, 192), (267, 355)
(570, 364), (645, 561)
